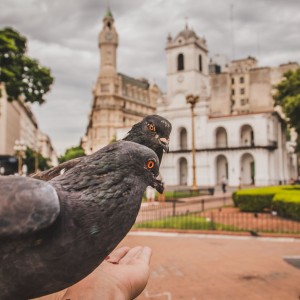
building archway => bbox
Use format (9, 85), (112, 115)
(240, 124), (254, 146)
(240, 153), (255, 185)
(215, 127), (228, 148)
(216, 154), (228, 184)
(179, 127), (187, 150)
(178, 157), (188, 185)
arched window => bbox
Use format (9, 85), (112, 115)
(240, 153), (255, 185)
(240, 125), (254, 146)
(179, 157), (188, 185)
(215, 127), (228, 148)
(199, 55), (202, 72)
(179, 127), (187, 149)
(177, 53), (184, 71)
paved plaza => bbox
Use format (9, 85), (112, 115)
(119, 231), (300, 300)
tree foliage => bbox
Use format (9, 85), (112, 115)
(274, 68), (300, 152)
(59, 146), (86, 163)
(0, 27), (54, 104)
(23, 147), (52, 175)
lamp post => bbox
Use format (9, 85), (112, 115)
(14, 140), (26, 175)
(34, 145), (40, 174)
(186, 94), (199, 191)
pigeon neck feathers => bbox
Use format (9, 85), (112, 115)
(50, 140), (159, 196)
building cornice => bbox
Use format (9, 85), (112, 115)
(170, 143), (278, 154)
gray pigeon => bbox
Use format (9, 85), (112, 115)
(0, 141), (162, 299)
(32, 114), (172, 181)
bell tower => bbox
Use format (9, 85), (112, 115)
(98, 8), (118, 76)
(165, 25), (209, 109)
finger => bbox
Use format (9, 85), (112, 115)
(105, 246), (130, 264)
(119, 246), (143, 265)
(137, 246), (152, 265)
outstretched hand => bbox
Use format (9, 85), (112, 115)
(35, 246), (152, 300)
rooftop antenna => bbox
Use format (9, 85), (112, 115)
(185, 16), (189, 29)
(230, 3), (235, 60)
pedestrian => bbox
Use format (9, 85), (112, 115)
(221, 175), (227, 193)
(238, 176), (242, 189)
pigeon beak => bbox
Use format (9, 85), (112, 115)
(159, 137), (170, 153)
(151, 176), (164, 194)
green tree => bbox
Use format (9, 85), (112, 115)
(59, 146), (86, 163)
(23, 146), (51, 175)
(274, 68), (300, 152)
(0, 27), (54, 104)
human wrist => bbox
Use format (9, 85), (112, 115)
(99, 276), (130, 300)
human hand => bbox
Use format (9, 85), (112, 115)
(35, 246), (152, 300)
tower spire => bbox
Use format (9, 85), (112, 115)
(106, 0), (113, 17)
(99, 4), (118, 76)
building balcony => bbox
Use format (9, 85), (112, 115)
(171, 140), (278, 153)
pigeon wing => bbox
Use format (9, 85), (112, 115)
(0, 176), (60, 236)
(31, 156), (83, 181)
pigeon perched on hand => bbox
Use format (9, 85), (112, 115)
(32, 114), (172, 181)
(0, 141), (162, 299)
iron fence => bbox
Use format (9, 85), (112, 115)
(135, 199), (300, 235)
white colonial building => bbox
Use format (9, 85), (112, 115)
(157, 25), (298, 187)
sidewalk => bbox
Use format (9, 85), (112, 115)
(119, 231), (300, 300)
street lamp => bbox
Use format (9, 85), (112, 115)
(186, 94), (199, 191)
(34, 144), (41, 174)
(14, 140), (26, 175)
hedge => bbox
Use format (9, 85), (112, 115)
(232, 186), (286, 212)
(272, 191), (300, 221)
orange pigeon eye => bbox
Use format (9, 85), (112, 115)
(147, 160), (155, 169)
(148, 123), (156, 132)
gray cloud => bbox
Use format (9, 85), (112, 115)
(1, 0), (299, 154)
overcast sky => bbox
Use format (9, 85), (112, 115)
(1, 0), (299, 155)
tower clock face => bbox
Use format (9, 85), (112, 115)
(105, 32), (113, 41)
(177, 74), (184, 83)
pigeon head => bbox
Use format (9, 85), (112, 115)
(127, 142), (164, 193)
(123, 115), (172, 164)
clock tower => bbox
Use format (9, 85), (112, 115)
(98, 8), (118, 76)
(82, 8), (158, 155)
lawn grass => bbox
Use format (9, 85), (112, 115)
(134, 214), (239, 231)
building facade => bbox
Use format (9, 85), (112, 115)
(82, 10), (161, 154)
(0, 83), (58, 170)
(158, 25), (298, 187)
